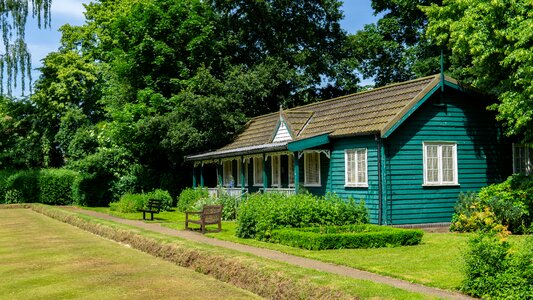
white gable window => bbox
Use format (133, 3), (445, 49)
(423, 142), (458, 186)
(304, 152), (321, 186)
(253, 157), (263, 186)
(272, 121), (292, 143)
(237, 159), (249, 187)
(271, 155), (281, 187)
(223, 160), (234, 187)
(288, 154), (295, 187)
(345, 149), (368, 187)
(513, 144), (533, 175)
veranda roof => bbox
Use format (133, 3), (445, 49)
(186, 74), (451, 161)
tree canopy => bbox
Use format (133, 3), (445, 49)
(424, 0), (533, 142)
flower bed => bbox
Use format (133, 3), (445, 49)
(270, 224), (423, 250)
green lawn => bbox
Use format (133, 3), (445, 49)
(0, 209), (260, 300)
(82, 206), (528, 292)
(84, 206), (467, 290)
(34, 206), (436, 299)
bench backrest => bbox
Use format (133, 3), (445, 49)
(147, 199), (162, 211)
(202, 205), (222, 223)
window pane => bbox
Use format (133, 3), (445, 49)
(271, 156), (280, 186)
(223, 160), (233, 187)
(288, 154), (294, 186)
(442, 145), (455, 182)
(254, 157), (263, 185)
(305, 152), (320, 185)
(426, 145), (439, 183)
(357, 149), (367, 184)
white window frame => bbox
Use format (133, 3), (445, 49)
(271, 155), (281, 187)
(513, 144), (533, 175)
(288, 154), (295, 187)
(253, 156), (263, 186)
(236, 159), (249, 187)
(344, 148), (368, 188)
(223, 160), (233, 187)
(304, 152), (321, 187)
(423, 142), (459, 186)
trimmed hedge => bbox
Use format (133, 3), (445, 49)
(270, 225), (424, 250)
(236, 192), (369, 240)
(0, 169), (79, 205)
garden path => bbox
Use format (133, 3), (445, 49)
(67, 207), (472, 300)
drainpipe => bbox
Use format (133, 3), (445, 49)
(376, 133), (383, 225)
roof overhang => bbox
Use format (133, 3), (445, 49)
(185, 142), (288, 161)
(288, 133), (330, 151)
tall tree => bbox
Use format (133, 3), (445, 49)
(0, 0), (51, 95)
(352, 0), (442, 87)
(424, 0), (533, 142)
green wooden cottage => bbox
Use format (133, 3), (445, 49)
(186, 74), (520, 225)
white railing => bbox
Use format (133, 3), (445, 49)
(207, 187), (247, 198)
(261, 188), (296, 195)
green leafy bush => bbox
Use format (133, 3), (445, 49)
(451, 175), (533, 233)
(462, 232), (533, 299)
(110, 193), (147, 213)
(146, 189), (173, 211)
(177, 187), (209, 212)
(271, 225), (423, 250)
(0, 169), (79, 205)
(109, 189), (173, 213)
(236, 192), (368, 240)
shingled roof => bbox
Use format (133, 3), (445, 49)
(187, 74), (449, 160)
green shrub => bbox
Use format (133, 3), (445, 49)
(38, 169), (79, 205)
(109, 189), (173, 213)
(451, 175), (533, 233)
(177, 187), (209, 212)
(146, 189), (173, 211)
(0, 170), (16, 202)
(236, 192), (368, 240)
(110, 193), (147, 213)
(3, 170), (39, 203)
(462, 232), (533, 299)
(271, 225), (423, 250)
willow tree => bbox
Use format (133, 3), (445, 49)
(0, 0), (51, 95)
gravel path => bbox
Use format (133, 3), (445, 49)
(66, 207), (473, 300)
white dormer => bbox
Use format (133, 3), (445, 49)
(273, 120), (292, 143)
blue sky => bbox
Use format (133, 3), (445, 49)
(20, 0), (378, 96)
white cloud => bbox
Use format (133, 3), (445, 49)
(51, 0), (89, 20)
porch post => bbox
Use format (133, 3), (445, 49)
(262, 153), (268, 191)
(192, 166), (197, 188)
(294, 151), (299, 194)
(200, 163), (204, 187)
(217, 160), (223, 187)
(240, 156), (245, 196)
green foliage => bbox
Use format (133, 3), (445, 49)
(146, 189), (173, 211)
(451, 175), (533, 233)
(38, 169), (79, 205)
(109, 193), (147, 213)
(462, 232), (533, 299)
(271, 225), (423, 250)
(109, 189), (173, 213)
(424, 0), (533, 142)
(177, 187), (208, 212)
(0, 169), (78, 205)
(236, 193), (369, 240)
(352, 0), (442, 87)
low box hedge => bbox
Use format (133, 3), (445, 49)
(270, 224), (424, 250)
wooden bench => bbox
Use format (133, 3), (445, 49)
(138, 199), (162, 220)
(185, 205), (223, 234)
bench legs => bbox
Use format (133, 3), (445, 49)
(142, 211), (154, 221)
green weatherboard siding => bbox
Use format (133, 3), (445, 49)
(326, 136), (380, 223)
(384, 89), (512, 225)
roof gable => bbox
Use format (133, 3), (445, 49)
(272, 118), (293, 143)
